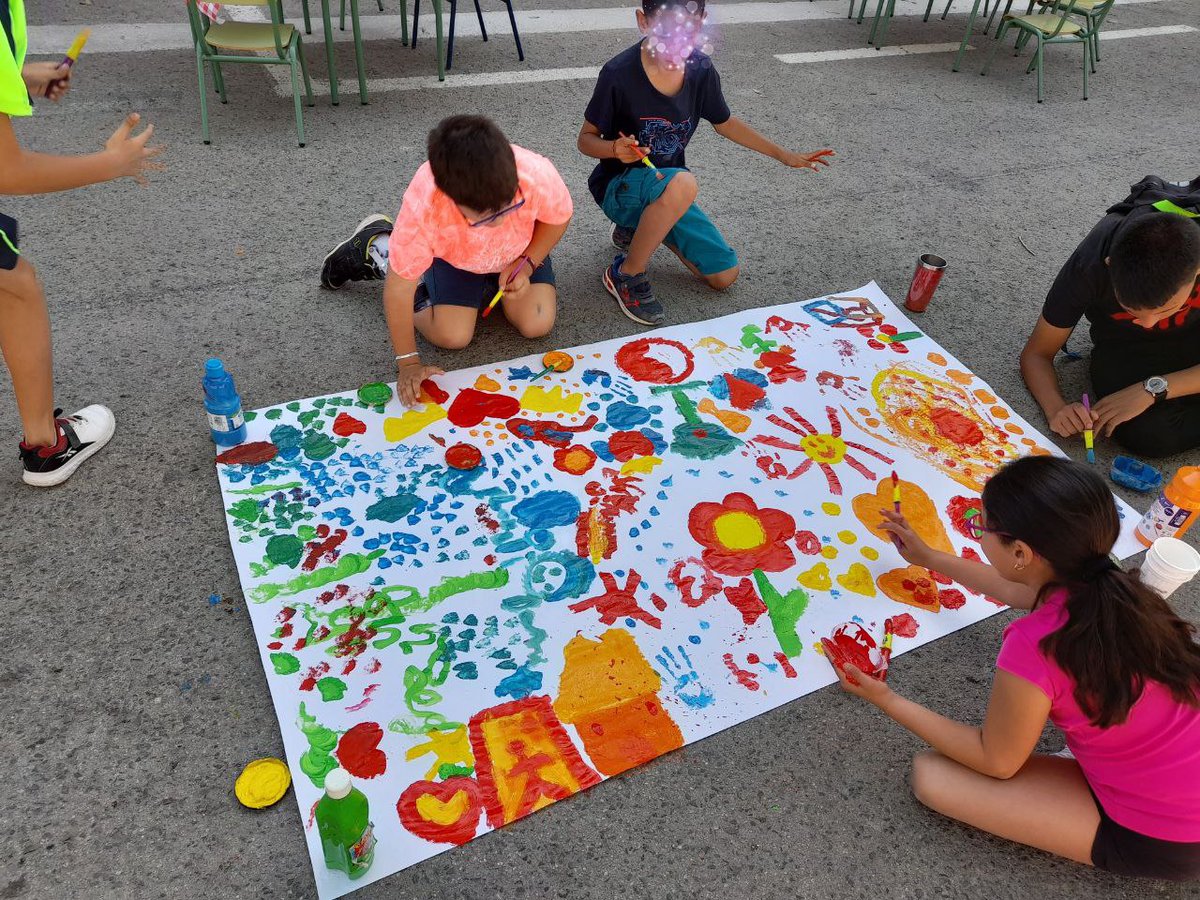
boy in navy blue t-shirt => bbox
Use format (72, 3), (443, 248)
(578, 0), (833, 326)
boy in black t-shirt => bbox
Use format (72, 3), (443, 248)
(577, 0), (833, 326)
(1019, 208), (1200, 457)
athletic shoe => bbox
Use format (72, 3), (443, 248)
(611, 223), (635, 253)
(603, 254), (664, 327)
(320, 214), (394, 289)
(20, 404), (116, 487)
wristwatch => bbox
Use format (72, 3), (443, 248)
(1143, 376), (1169, 404)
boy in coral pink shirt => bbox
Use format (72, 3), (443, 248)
(321, 115), (573, 406)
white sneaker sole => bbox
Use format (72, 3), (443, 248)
(22, 414), (116, 487)
(602, 267), (662, 328)
(321, 214), (392, 289)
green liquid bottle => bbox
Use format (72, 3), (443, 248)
(315, 768), (376, 879)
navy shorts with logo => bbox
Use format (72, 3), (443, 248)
(421, 255), (556, 310)
(0, 212), (18, 271)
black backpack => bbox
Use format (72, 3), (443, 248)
(1107, 175), (1200, 220)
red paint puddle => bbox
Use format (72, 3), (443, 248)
(930, 407), (984, 445)
(216, 441), (278, 466)
(336, 722), (387, 778)
(447, 389), (520, 428)
(890, 613), (919, 638)
(332, 412), (367, 437)
(420, 379), (450, 405)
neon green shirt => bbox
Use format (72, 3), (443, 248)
(0, 0), (31, 117)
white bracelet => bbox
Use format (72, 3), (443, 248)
(395, 352), (420, 362)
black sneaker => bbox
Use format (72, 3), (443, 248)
(20, 405), (116, 487)
(611, 223), (635, 253)
(320, 214), (393, 289)
(603, 254), (664, 327)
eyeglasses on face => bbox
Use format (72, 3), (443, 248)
(467, 193), (525, 227)
(964, 508), (1012, 542)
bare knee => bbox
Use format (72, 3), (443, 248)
(425, 325), (475, 350)
(0, 257), (44, 301)
(661, 172), (699, 209)
(514, 316), (554, 340)
(704, 266), (739, 291)
(910, 750), (949, 810)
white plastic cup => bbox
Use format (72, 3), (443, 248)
(1139, 537), (1200, 599)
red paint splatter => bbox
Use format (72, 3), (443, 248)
(890, 613), (919, 638)
(332, 412), (367, 437)
(215, 441), (278, 466)
(947, 495), (983, 541)
(484, 554), (497, 566)
(764, 314), (809, 336)
(668, 558), (724, 608)
(293, 638), (307, 651)
(447, 389), (520, 428)
(475, 504), (501, 533)
(614, 337), (696, 384)
(607, 430), (654, 461)
(833, 339), (856, 358)
(756, 345), (807, 384)
(446, 443), (484, 470)
(552, 444), (598, 475)
(774, 652), (798, 678)
(336, 722), (387, 779)
(299, 661), (331, 692)
(365, 659), (382, 674)
(278, 607), (296, 623)
(722, 374), (767, 411)
(569, 569), (664, 629)
(420, 378), (450, 405)
(931, 407), (984, 446)
(940, 589), (967, 610)
(723, 577), (767, 625)
(746, 652), (761, 665)
(345, 683), (381, 712)
(302, 526), (348, 571)
(267, 641), (283, 651)
(342, 660), (357, 676)
(795, 530), (823, 556)
(723, 653), (760, 690)
(929, 568), (953, 586)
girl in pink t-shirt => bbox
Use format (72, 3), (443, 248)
(829, 456), (1200, 881)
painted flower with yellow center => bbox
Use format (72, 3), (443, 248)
(688, 492), (796, 576)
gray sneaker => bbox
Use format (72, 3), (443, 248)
(603, 254), (664, 327)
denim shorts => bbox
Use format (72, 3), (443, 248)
(421, 255), (557, 309)
(600, 166), (738, 277)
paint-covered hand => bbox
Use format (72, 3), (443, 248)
(22, 62), (71, 101)
(825, 650), (893, 706)
(397, 361), (444, 408)
(1091, 385), (1154, 437)
(878, 509), (935, 567)
(778, 148), (835, 172)
(1047, 401), (1095, 438)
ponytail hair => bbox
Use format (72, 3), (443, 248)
(983, 456), (1200, 728)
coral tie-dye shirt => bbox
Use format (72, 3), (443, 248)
(387, 145), (574, 281)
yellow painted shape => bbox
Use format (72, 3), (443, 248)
(861, 547), (880, 561)
(714, 511), (766, 550)
(477, 704), (592, 824)
(235, 757), (291, 809)
(697, 398), (751, 434)
(801, 433), (847, 464)
(405, 724), (473, 781)
(836, 563), (876, 597)
(821, 545), (838, 559)
(554, 629), (662, 722)
(520, 385), (583, 414)
(586, 507), (608, 564)
(416, 790), (472, 826)
(620, 456), (662, 476)
(797, 562), (832, 591)
(821, 502), (841, 516)
(837, 530), (858, 545)
(696, 336), (735, 355)
(474, 374), (502, 392)
(383, 403), (447, 442)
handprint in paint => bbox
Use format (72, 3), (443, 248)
(655, 644), (715, 709)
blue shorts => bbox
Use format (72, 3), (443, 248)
(421, 255), (557, 310)
(600, 167), (738, 276)
(0, 213), (19, 271)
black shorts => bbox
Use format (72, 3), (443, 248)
(0, 212), (18, 271)
(421, 255), (556, 310)
(1090, 789), (1200, 881)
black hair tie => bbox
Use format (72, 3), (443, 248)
(1080, 555), (1119, 581)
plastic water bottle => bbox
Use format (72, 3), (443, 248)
(203, 358), (247, 447)
(315, 768), (376, 879)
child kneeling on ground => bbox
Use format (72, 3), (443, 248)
(321, 115), (573, 406)
(830, 456), (1200, 881)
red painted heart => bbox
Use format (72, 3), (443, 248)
(397, 777), (484, 846)
(336, 722), (387, 779)
(447, 388), (520, 428)
(332, 412), (367, 437)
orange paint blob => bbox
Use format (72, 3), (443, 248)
(852, 477), (954, 554)
(926, 352), (947, 366)
(946, 369), (973, 385)
(973, 390), (997, 404)
(989, 405), (1010, 420)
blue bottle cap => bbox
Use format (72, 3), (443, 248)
(206, 358), (225, 374)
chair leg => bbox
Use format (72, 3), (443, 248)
(1035, 35), (1044, 101)
(211, 61), (227, 102)
(195, 50), (211, 144)
(474, 0), (488, 41)
(876, 0), (897, 48)
(289, 49), (306, 147)
(1082, 38), (1089, 99)
(400, 0), (410, 44)
(981, 21), (1007, 73)
(411, 0), (420, 47)
(298, 37), (315, 106)
(446, 0), (457, 70)
(922, 0), (935, 21)
(867, 0), (887, 43)
(505, 0), (523, 60)
(378, 0), (385, 9)
(984, 0), (1012, 36)
(941, 0), (952, 20)
(433, 0), (446, 80)
(341, 0), (346, 30)
(302, 0), (312, 34)
(1015, 29), (1031, 55)
(856, 0), (870, 25)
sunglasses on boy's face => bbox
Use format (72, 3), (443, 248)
(964, 508), (1011, 542)
(464, 191), (525, 228)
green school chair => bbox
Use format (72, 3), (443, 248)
(986, 0), (1113, 64)
(186, 0), (314, 146)
(980, 0), (1114, 102)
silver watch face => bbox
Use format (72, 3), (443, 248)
(1145, 376), (1168, 395)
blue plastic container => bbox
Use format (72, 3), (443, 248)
(203, 358), (248, 447)
(1110, 455), (1163, 494)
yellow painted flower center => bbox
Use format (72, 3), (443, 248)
(713, 511), (766, 550)
(800, 433), (847, 463)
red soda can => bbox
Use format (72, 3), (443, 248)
(903, 254), (947, 313)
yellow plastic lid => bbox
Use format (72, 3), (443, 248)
(235, 757), (292, 809)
